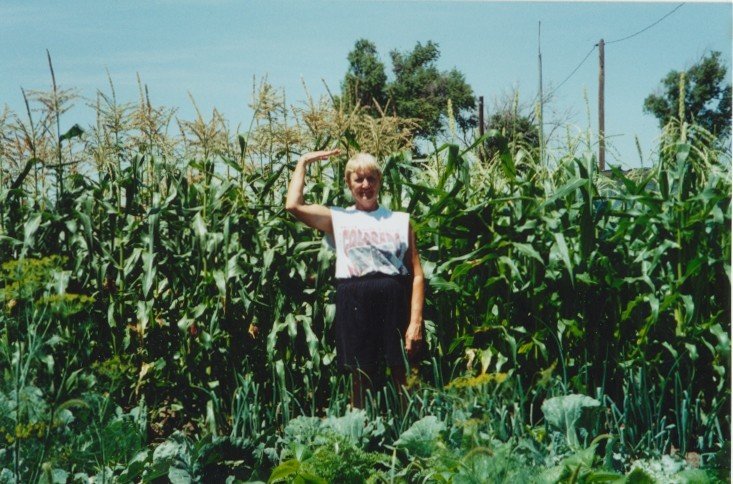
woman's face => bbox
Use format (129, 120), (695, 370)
(348, 167), (380, 211)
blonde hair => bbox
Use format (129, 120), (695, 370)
(344, 153), (382, 184)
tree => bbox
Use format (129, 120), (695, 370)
(478, 92), (543, 163)
(340, 40), (476, 140)
(483, 109), (539, 162)
(341, 39), (388, 116)
(643, 51), (731, 141)
(388, 41), (476, 139)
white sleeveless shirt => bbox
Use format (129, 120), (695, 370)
(329, 206), (410, 279)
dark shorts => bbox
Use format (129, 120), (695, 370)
(334, 274), (410, 372)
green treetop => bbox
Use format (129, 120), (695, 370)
(341, 39), (477, 141)
(643, 50), (731, 142)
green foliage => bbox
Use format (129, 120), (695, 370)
(0, 381), (147, 482)
(626, 455), (717, 484)
(644, 50), (732, 143)
(341, 39), (477, 140)
(483, 107), (540, 162)
(268, 458), (326, 484)
(147, 431), (220, 482)
(450, 445), (538, 483)
(389, 41), (476, 138)
(342, 39), (389, 116)
(271, 415), (388, 483)
(277, 409), (385, 454)
(301, 438), (387, 484)
(394, 415), (446, 458)
(0, 256), (66, 303)
(542, 395), (602, 449)
(538, 435), (613, 483)
(0, 66), (729, 481)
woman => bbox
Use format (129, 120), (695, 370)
(285, 149), (424, 408)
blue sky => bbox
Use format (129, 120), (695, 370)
(1, 1), (731, 168)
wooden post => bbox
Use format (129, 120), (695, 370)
(598, 38), (605, 172)
(538, 21), (544, 166)
(478, 95), (485, 161)
(479, 96), (485, 137)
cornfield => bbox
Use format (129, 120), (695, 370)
(0, 71), (729, 482)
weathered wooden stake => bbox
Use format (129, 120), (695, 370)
(538, 21), (544, 166)
(598, 39), (605, 172)
(479, 95), (485, 161)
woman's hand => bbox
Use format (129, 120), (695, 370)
(286, 148), (341, 233)
(405, 321), (423, 360)
(405, 223), (425, 361)
(299, 149), (340, 165)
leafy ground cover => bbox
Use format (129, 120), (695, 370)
(0, 77), (730, 482)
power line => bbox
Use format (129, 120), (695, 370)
(546, 44), (597, 99)
(541, 3), (684, 99)
(606, 3), (685, 45)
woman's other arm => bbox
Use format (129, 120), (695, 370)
(285, 149), (340, 234)
(405, 223), (425, 359)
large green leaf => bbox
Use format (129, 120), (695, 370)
(541, 394), (601, 449)
(394, 415), (445, 458)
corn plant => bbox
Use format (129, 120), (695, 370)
(0, 65), (729, 480)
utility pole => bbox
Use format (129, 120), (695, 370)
(538, 21), (544, 166)
(598, 38), (605, 172)
(479, 96), (485, 137)
(478, 95), (485, 161)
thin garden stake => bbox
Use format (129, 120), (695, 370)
(46, 50), (63, 198)
(598, 39), (605, 172)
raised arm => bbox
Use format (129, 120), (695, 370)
(404, 223), (425, 359)
(285, 149), (340, 234)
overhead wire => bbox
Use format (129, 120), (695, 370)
(545, 44), (597, 99)
(606, 3), (685, 45)
(538, 2), (685, 100)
